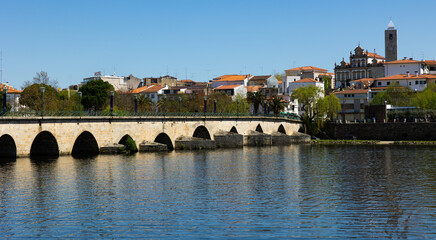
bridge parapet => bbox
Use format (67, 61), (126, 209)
(0, 116), (303, 158)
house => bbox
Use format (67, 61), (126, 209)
(280, 76), (300, 94)
(128, 85), (167, 103)
(374, 73), (436, 92)
(213, 85), (247, 101)
(334, 89), (372, 122)
(124, 74), (142, 91)
(83, 73), (128, 92)
(0, 83), (22, 111)
(143, 75), (178, 87)
(384, 58), (435, 76)
(177, 79), (197, 87)
(284, 66), (334, 89)
(247, 75), (279, 88)
(288, 78), (324, 95)
(210, 75), (251, 89)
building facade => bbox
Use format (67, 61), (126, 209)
(334, 45), (385, 88)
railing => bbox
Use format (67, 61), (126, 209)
(0, 110), (301, 121)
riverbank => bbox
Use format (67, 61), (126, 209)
(313, 139), (436, 145)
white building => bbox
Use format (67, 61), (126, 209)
(288, 78), (324, 95)
(210, 75), (251, 89)
(213, 84), (247, 101)
(384, 58), (429, 76)
(83, 73), (128, 92)
(374, 73), (436, 92)
(247, 75), (279, 88)
(281, 76), (301, 94)
(129, 85), (168, 103)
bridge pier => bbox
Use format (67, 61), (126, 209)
(214, 130), (243, 148)
(244, 131), (272, 146)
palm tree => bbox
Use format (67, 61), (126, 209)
(269, 96), (286, 114)
(247, 91), (264, 114)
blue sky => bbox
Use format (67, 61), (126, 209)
(1, 0), (436, 88)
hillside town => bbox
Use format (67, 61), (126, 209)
(2, 20), (436, 123)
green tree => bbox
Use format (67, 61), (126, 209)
(291, 85), (340, 134)
(371, 83), (414, 106)
(80, 79), (114, 111)
(323, 75), (332, 91)
(269, 96), (286, 114)
(247, 91), (265, 114)
(412, 83), (436, 109)
(0, 89), (11, 112)
(19, 84), (60, 111)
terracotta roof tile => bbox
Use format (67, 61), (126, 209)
(214, 85), (243, 90)
(367, 52), (385, 59)
(384, 59), (421, 64)
(250, 75), (271, 81)
(293, 78), (319, 83)
(0, 84), (22, 94)
(245, 86), (262, 92)
(285, 66), (328, 72)
(213, 75), (249, 82)
(129, 85), (163, 94)
(334, 89), (370, 95)
(376, 74), (436, 80)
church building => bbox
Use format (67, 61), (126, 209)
(334, 20), (398, 88)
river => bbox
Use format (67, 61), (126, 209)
(0, 145), (435, 239)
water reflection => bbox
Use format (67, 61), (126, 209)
(0, 145), (435, 238)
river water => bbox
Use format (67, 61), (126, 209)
(0, 145), (435, 239)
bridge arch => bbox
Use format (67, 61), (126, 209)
(72, 131), (99, 157)
(154, 133), (174, 151)
(278, 124), (286, 134)
(119, 134), (138, 152)
(230, 126), (238, 134)
(193, 125), (211, 139)
(30, 131), (59, 158)
(0, 134), (17, 159)
(255, 124), (263, 133)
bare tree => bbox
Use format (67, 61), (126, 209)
(22, 71), (58, 88)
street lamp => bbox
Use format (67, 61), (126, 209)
(134, 94), (138, 113)
(178, 96), (182, 113)
(263, 99), (267, 115)
(78, 91), (82, 114)
(3, 87), (8, 113)
(40, 86), (45, 117)
(237, 98), (239, 116)
(204, 96), (207, 114)
(110, 91), (114, 115)
(213, 99), (217, 114)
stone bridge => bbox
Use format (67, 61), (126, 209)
(0, 116), (304, 158)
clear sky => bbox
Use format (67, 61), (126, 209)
(1, 0), (436, 89)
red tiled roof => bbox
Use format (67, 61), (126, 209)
(384, 59), (421, 65)
(376, 74), (436, 80)
(334, 89), (370, 95)
(214, 84), (242, 90)
(293, 78), (319, 83)
(245, 86), (263, 92)
(0, 84), (22, 94)
(367, 52), (385, 59)
(424, 60), (436, 66)
(285, 66), (328, 72)
(213, 75), (249, 82)
(129, 85), (163, 94)
(181, 79), (195, 83)
(250, 75), (271, 81)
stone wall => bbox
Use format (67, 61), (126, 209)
(323, 122), (436, 141)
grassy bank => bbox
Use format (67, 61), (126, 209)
(313, 139), (436, 145)
(312, 140), (380, 145)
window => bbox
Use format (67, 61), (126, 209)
(409, 82), (412, 86)
(416, 81), (419, 85)
(389, 34), (393, 40)
(351, 94), (354, 97)
(387, 82), (390, 86)
(378, 82), (381, 86)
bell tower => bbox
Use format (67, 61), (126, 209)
(385, 20), (397, 62)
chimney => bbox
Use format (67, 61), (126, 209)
(403, 57), (407, 60)
(406, 71), (410, 77)
(409, 57), (413, 60)
(415, 71), (418, 77)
